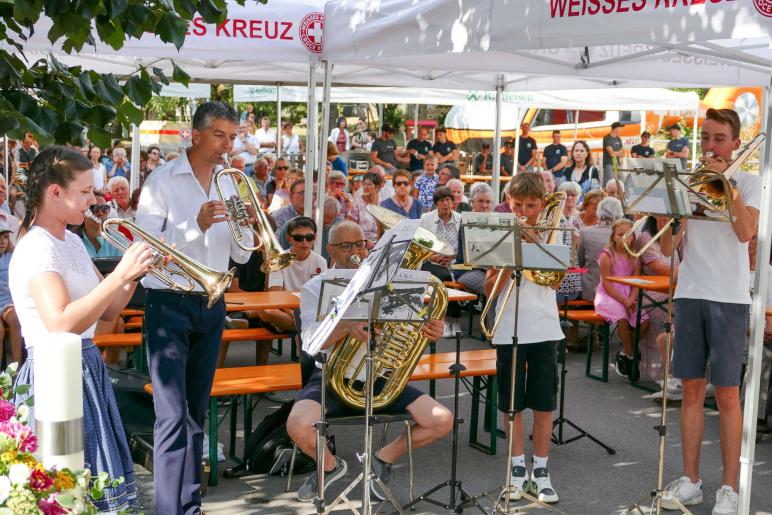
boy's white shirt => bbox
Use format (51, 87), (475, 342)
(491, 275), (564, 345)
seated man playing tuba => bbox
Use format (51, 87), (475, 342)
(286, 220), (453, 502)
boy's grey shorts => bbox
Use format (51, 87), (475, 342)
(672, 298), (749, 387)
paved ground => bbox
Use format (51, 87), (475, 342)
(132, 326), (772, 514)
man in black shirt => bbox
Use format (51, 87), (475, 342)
(602, 121), (625, 184)
(432, 128), (459, 165)
(406, 126), (433, 171)
(517, 122), (538, 172)
(474, 143), (493, 174)
(631, 131), (656, 158)
(370, 125), (407, 172)
(542, 130), (568, 184)
(500, 140), (514, 176)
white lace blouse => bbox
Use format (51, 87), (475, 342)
(9, 226), (99, 344)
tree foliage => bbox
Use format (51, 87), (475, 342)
(0, 0), (263, 148)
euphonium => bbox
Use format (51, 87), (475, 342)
(214, 160), (296, 273)
(480, 191), (568, 340)
(326, 205), (453, 410)
(89, 212), (234, 309)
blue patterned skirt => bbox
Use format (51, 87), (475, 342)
(14, 339), (138, 514)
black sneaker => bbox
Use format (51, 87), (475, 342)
(369, 452), (393, 501)
(296, 457), (348, 502)
(614, 351), (630, 378)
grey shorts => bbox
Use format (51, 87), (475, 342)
(672, 298), (749, 386)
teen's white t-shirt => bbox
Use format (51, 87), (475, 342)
(675, 172), (761, 305)
(9, 227), (100, 344)
(268, 251), (327, 292)
(491, 276), (565, 345)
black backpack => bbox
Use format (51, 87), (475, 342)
(227, 400), (316, 478)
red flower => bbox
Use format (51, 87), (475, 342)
(29, 468), (54, 492)
(0, 400), (15, 423)
(38, 495), (66, 515)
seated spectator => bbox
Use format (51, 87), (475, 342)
(327, 170), (353, 220)
(230, 122), (259, 176)
(319, 197), (342, 262)
(80, 199), (122, 259)
(0, 223), (22, 365)
(420, 186), (461, 282)
(252, 158), (273, 205)
(448, 178), (471, 212)
(455, 183), (495, 295)
(282, 122), (304, 155)
(558, 181), (581, 221)
(146, 145), (165, 173)
(227, 155), (259, 200)
(381, 169), (422, 219)
(351, 175), (363, 199)
(570, 189), (606, 231)
(540, 170), (556, 194)
(350, 118), (370, 151)
(370, 165), (395, 202)
(0, 177), (20, 243)
(578, 196), (623, 302)
(469, 182), (494, 213)
(605, 179), (624, 201)
(272, 180), (309, 235)
(327, 141), (348, 175)
(258, 217), (327, 335)
(413, 155), (440, 212)
(347, 172), (382, 246)
(268, 157), (291, 210)
(263, 152), (277, 176)
(432, 128), (459, 165)
(107, 146), (130, 179)
(107, 176), (135, 219)
(474, 143), (493, 175)
(438, 164), (460, 189)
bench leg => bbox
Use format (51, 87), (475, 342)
(271, 338), (283, 357)
(229, 396), (238, 459)
(285, 444), (298, 493)
(600, 324), (610, 383)
(429, 342), (436, 399)
(208, 397), (218, 487)
(405, 420), (414, 504)
(585, 324), (609, 383)
(469, 375), (498, 455)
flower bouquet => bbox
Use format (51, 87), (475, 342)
(0, 363), (127, 514)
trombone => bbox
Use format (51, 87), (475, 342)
(214, 159), (296, 273)
(86, 211), (234, 309)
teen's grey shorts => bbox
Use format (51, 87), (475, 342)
(672, 298), (749, 387)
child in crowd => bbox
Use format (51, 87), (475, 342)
(484, 173), (565, 504)
(594, 218), (650, 380)
(0, 224), (22, 365)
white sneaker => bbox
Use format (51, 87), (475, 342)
(661, 476), (703, 510)
(508, 465), (529, 500)
(712, 485), (738, 515)
(652, 379), (683, 402)
(529, 467), (559, 503)
(442, 322), (454, 338)
(451, 322), (462, 336)
(225, 316), (248, 330)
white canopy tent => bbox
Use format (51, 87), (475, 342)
(322, 0), (772, 511)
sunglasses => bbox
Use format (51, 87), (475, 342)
(89, 205), (110, 214)
(394, 181), (410, 186)
(276, 166), (289, 170)
(290, 233), (316, 242)
(330, 240), (367, 251)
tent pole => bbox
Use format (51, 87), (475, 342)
(492, 75), (503, 202)
(513, 108), (522, 177)
(305, 64), (318, 219)
(378, 104), (383, 136)
(314, 61), (332, 255)
(573, 110), (580, 144)
(414, 104), (419, 143)
(691, 110), (699, 168)
(738, 77), (772, 515)
(3, 136), (8, 186)
(277, 83), (282, 158)
(130, 124), (140, 193)
(640, 110), (646, 140)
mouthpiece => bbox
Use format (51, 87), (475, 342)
(349, 254), (362, 266)
(84, 209), (101, 224)
(704, 151), (714, 159)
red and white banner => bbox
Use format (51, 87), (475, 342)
(26, 0), (325, 62)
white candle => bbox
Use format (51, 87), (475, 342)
(32, 332), (84, 471)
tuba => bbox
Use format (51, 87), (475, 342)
(326, 205), (452, 410)
(89, 212), (234, 309)
(214, 159), (296, 273)
(480, 191), (568, 340)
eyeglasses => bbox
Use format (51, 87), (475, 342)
(290, 233), (316, 242)
(293, 190), (305, 196)
(331, 181), (345, 187)
(330, 240), (367, 251)
(276, 166), (289, 170)
(89, 205), (110, 215)
(394, 181), (410, 186)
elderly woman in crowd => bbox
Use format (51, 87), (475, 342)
(448, 178), (472, 212)
(107, 176), (135, 219)
(455, 183), (495, 296)
(469, 182), (494, 213)
(571, 189), (606, 231)
(381, 169), (422, 219)
(108, 146), (130, 179)
(347, 171), (382, 246)
(577, 196), (624, 302)
(327, 170), (353, 220)
(558, 181), (581, 221)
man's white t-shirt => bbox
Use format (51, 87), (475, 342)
(675, 172), (761, 305)
(231, 134), (260, 165)
(491, 276), (565, 345)
(255, 127), (277, 153)
(268, 251), (327, 292)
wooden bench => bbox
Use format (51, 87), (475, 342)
(564, 310), (611, 382)
(143, 350), (500, 485)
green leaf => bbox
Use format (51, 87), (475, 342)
(104, 0), (128, 19)
(171, 60), (190, 87)
(173, 0), (197, 18)
(96, 19), (125, 51)
(196, 0), (226, 23)
(0, 115), (19, 135)
(156, 12), (188, 50)
(29, 105), (59, 134)
(90, 486), (104, 500)
(123, 76), (152, 106)
(54, 120), (84, 144)
(152, 66), (170, 86)
(78, 71), (96, 96)
(83, 104), (116, 127)
(13, 0), (43, 21)
(117, 100), (142, 126)
(87, 126), (113, 148)
(94, 74), (124, 105)
(121, 4), (152, 38)
(56, 494), (75, 507)
(13, 383), (31, 395)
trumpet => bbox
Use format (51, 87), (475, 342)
(86, 211), (234, 309)
(214, 159), (296, 273)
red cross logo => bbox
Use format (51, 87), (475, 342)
(300, 12), (324, 53)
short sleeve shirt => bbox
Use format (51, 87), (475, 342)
(543, 144), (568, 171)
(371, 138), (397, 167)
(631, 144), (655, 158)
(500, 153), (514, 175)
(602, 135), (623, 165)
(518, 136), (537, 166)
(474, 153), (493, 174)
(267, 251), (327, 291)
(432, 141), (457, 159)
(406, 139), (432, 171)
(667, 137), (690, 169)
(414, 173), (439, 210)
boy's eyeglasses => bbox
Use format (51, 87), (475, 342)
(330, 240), (367, 251)
(290, 234), (316, 242)
(394, 181), (410, 186)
